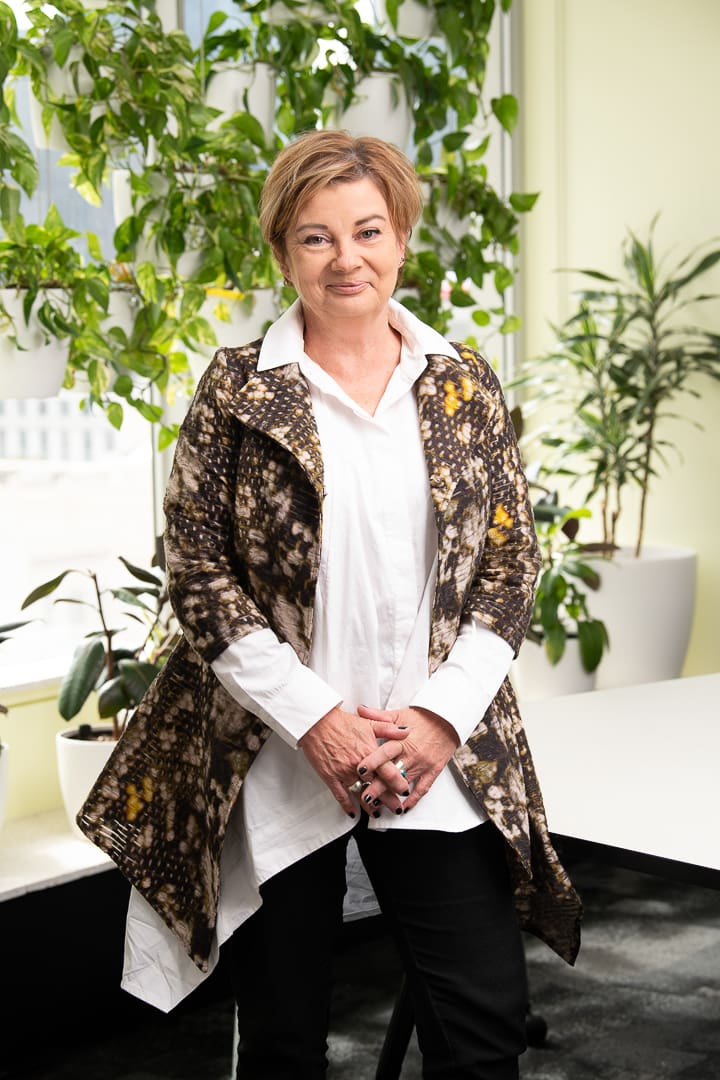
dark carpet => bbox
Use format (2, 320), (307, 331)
(7, 859), (720, 1080)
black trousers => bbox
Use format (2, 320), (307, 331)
(229, 818), (528, 1080)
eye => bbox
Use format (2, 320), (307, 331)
(358, 227), (381, 240)
(302, 234), (329, 247)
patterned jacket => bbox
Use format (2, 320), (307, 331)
(78, 338), (582, 972)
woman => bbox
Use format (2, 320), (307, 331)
(79, 131), (581, 1079)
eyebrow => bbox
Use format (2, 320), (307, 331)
(294, 214), (387, 234)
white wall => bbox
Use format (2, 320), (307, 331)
(518, 0), (720, 676)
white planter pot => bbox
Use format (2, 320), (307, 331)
(56, 728), (116, 839)
(0, 289), (69, 399)
(205, 62), (276, 139)
(111, 169), (209, 276)
(511, 638), (596, 704)
(185, 289), (278, 381)
(590, 545), (697, 689)
(335, 74), (413, 148)
(0, 744), (8, 833)
(29, 46), (94, 151)
(387, 0), (437, 37)
(267, 1), (329, 23)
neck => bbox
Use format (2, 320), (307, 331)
(301, 307), (403, 415)
(303, 309), (400, 375)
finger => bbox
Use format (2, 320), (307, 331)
(358, 782), (403, 818)
(358, 704), (401, 724)
(368, 719), (409, 741)
(330, 779), (361, 819)
(397, 771), (436, 813)
(356, 740), (407, 779)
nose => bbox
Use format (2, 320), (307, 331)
(332, 240), (361, 272)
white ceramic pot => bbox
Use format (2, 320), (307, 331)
(0, 744), (8, 833)
(112, 169), (210, 276)
(185, 289), (279, 381)
(266, 1), (329, 23)
(29, 46), (94, 151)
(0, 289), (69, 399)
(56, 728), (116, 839)
(511, 638), (596, 704)
(590, 545), (697, 689)
(335, 74), (413, 148)
(205, 62), (276, 139)
(392, 0), (437, 37)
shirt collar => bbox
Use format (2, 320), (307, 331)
(257, 297), (459, 373)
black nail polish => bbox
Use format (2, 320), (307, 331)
(358, 766), (367, 775)
(372, 797), (381, 806)
(372, 810), (381, 818)
(348, 811), (356, 819)
(363, 794), (373, 804)
(395, 807), (403, 815)
(402, 789), (410, 797)
(398, 725), (408, 730)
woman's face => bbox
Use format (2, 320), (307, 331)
(280, 177), (406, 330)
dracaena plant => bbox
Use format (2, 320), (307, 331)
(21, 556), (178, 741)
(513, 218), (720, 556)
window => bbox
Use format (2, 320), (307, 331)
(1, 2), (156, 688)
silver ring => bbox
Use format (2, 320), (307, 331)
(347, 780), (364, 795)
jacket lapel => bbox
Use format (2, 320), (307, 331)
(224, 360), (325, 500)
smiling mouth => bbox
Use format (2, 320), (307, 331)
(327, 281), (368, 293)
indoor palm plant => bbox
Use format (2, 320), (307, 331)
(515, 219), (720, 686)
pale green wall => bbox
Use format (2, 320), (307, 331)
(0, 684), (99, 821)
(518, 0), (720, 676)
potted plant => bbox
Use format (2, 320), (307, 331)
(21, 556), (177, 834)
(513, 219), (720, 687)
(0, 205), (101, 399)
(512, 488), (608, 702)
(5, 0), (532, 440)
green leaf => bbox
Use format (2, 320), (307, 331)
(509, 191), (539, 213)
(491, 94), (518, 134)
(22, 570), (76, 609)
(500, 314), (522, 335)
(58, 639), (106, 721)
(118, 557), (163, 587)
(442, 131), (469, 152)
(544, 624), (566, 665)
(116, 658), (160, 704)
(97, 675), (131, 719)
(53, 29), (76, 69)
(577, 620), (607, 673)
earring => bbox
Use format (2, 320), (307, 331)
(399, 256), (405, 267)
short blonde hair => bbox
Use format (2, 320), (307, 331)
(259, 130), (424, 261)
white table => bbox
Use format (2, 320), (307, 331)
(523, 673), (720, 887)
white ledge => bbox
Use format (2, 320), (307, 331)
(0, 808), (113, 903)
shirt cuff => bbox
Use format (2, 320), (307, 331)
(211, 629), (342, 748)
(410, 617), (513, 746)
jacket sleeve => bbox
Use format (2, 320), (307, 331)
(162, 352), (271, 663)
(462, 353), (541, 657)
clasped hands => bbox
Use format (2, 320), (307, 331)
(298, 702), (459, 819)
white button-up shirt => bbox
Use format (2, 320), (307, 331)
(121, 299), (512, 1012)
